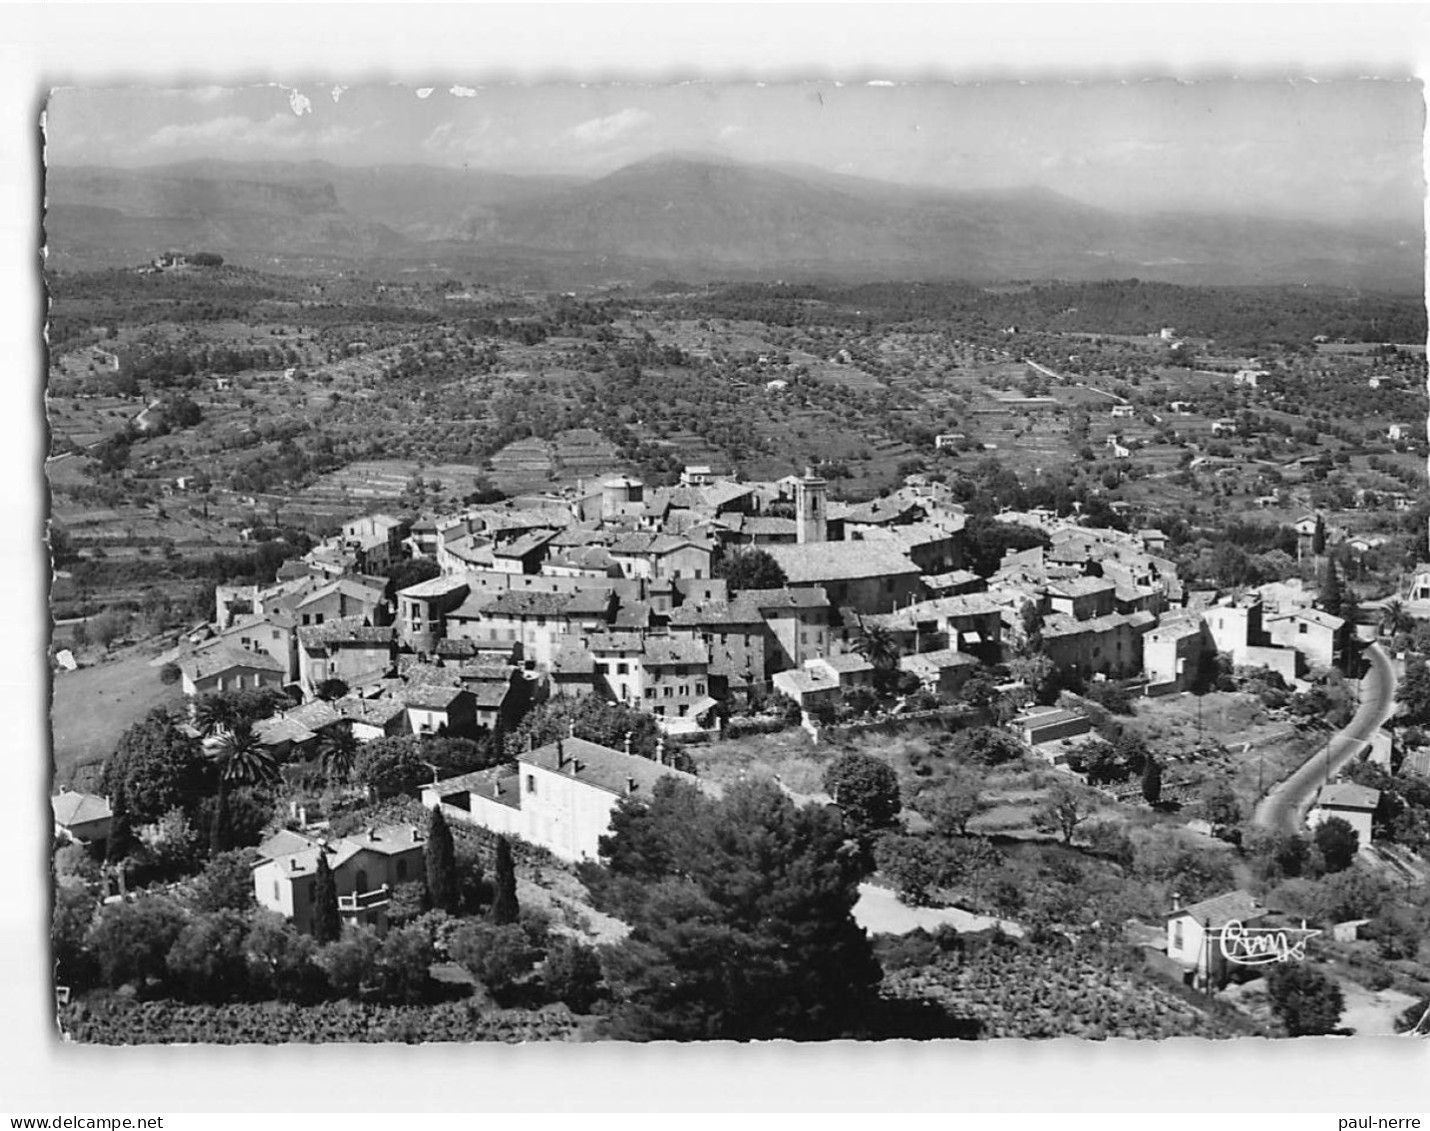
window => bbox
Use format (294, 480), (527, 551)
(271, 630), (281, 641)
(1173, 920), (1183, 951)
(1299, 623), (1308, 635)
(273, 881), (280, 901)
(315, 613), (325, 625)
(695, 682), (705, 695)
(356, 869), (369, 892)
(644, 687), (655, 700)
(526, 774), (537, 794)
(664, 686), (673, 698)
(618, 663), (629, 675)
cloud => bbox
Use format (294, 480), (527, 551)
(421, 117), (515, 162)
(287, 89), (312, 116)
(416, 88), (435, 99)
(567, 107), (651, 146)
(450, 85), (477, 98)
(167, 85), (230, 104)
(144, 113), (358, 153)
(330, 85), (347, 104)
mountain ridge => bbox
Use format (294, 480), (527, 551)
(42, 155), (1425, 292)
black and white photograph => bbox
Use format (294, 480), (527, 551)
(9, 2), (1430, 1115)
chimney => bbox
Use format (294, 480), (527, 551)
(623, 731), (633, 756)
(568, 720), (577, 738)
(368, 826), (379, 841)
(626, 776), (637, 795)
(1172, 892), (1182, 912)
(528, 733), (536, 752)
(572, 759), (584, 774)
(556, 739), (565, 769)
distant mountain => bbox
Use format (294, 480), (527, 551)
(42, 155), (1424, 291)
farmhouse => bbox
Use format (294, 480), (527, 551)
(52, 790), (113, 847)
(1165, 889), (1267, 991)
(1308, 782), (1380, 847)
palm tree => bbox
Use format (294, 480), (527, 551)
(853, 616), (902, 695)
(1380, 598), (1414, 640)
(319, 721), (360, 783)
(208, 719), (279, 854)
(191, 692), (239, 739)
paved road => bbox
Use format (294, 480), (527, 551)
(1254, 642), (1397, 835)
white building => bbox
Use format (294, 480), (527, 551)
(422, 736), (708, 864)
(1308, 782), (1379, 847)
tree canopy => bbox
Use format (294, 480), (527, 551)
(823, 751), (902, 845)
(1313, 815), (1360, 873)
(715, 547), (788, 592)
(590, 777), (881, 1041)
(505, 694), (664, 764)
(101, 709), (207, 828)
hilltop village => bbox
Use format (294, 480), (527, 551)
(44, 264), (1430, 1043)
(52, 449), (1430, 1042)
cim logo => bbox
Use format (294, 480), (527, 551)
(1218, 920), (1321, 965)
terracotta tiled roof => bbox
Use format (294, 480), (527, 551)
(520, 736), (699, 800)
(762, 542), (920, 583)
(51, 790), (112, 827)
(1170, 889), (1262, 928)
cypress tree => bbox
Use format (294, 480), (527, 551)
(1311, 514), (1326, 557)
(208, 779), (229, 857)
(424, 806), (459, 914)
(105, 788), (132, 864)
(1141, 756), (1163, 806)
(491, 836), (519, 925)
(1320, 559), (1345, 619)
(312, 852), (341, 943)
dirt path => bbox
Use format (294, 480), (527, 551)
(853, 883), (1024, 938)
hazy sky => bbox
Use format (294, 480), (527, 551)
(45, 79), (1425, 224)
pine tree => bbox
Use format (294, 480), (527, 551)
(424, 806), (459, 914)
(491, 836), (519, 925)
(312, 853), (341, 943)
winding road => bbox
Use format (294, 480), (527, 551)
(1253, 642), (1397, 835)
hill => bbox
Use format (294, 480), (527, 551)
(43, 155), (1424, 291)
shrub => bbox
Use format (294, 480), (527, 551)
(448, 921), (538, 1001)
(542, 938), (604, 1013)
(1265, 963), (1345, 1036)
